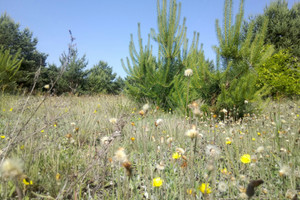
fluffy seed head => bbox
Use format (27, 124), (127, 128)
(1, 158), (23, 179)
(184, 69), (193, 77)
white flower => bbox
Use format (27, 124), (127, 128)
(44, 84), (50, 89)
(155, 161), (165, 171)
(155, 119), (163, 127)
(279, 165), (291, 177)
(244, 100), (248, 104)
(142, 104), (150, 112)
(109, 118), (117, 124)
(184, 69), (193, 77)
(185, 128), (198, 139)
(176, 147), (185, 155)
(221, 108), (228, 113)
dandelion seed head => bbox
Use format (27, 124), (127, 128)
(256, 146), (265, 153)
(114, 148), (128, 163)
(1, 158), (23, 179)
(185, 129), (198, 139)
(205, 145), (221, 158)
(176, 147), (185, 155)
(218, 181), (228, 193)
(279, 165), (291, 177)
(184, 69), (193, 77)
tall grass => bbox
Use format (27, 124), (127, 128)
(0, 94), (299, 199)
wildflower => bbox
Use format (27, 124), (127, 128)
(0, 135), (5, 139)
(279, 165), (291, 177)
(185, 128), (198, 139)
(199, 183), (212, 194)
(252, 138), (256, 141)
(130, 137), (135, 141)
(109, 118), (117, 124)
(155, 162), (165, 170)
(93, 110), (97, 113)
(239, 192), (248, 199)
(122, 161), (133, 177)
(240, 154), (251, 164)
(139, 110), (145, 116)
(285, 189), (297, 199)
(218, 181), (228, 192)
(244, 100), (248, 104)
(41, 129), (44, 133)
(166, 137), (173, 144)
(221, 108), (228, 113)
(101, 136), (111, 145)
(155, 119), (163, 127)
(257, 132), (261, 136)
(172, 152), (181, 159)
(56, 173), (61, 181)
(114, 148), (128, 163)
(1, 158), (23, 179)
(70, 122), (76, 126)
(142, 103), (150, 112)
(65, 133), (72, 138)
(184, 68), (193, 77)
(153, 177), (163, 187)
(213, 114), (217, 118)
(176, 147), (185, 155)
(225, 137), (232, 145)
(44, 84), (50, 89)
(2, 109), (5, 112)
(205, 145), (221, 158)
(23, 178), (33, 185)
(256, 146), (264, 153)
(131, 122), (135, 126)
(9, 108), (13, 112)
(221, 168), (229, 175)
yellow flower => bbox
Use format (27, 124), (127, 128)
(130, 137), (135, 141)
(54, 124), (57, 127)
(2, 109), (5, 112)
(20, 145), (24, 150)
(23, 179), (33, 185)
(252, 138), (256, 141)
(153, 177), (163, 187)
(226, 141), (231, 145)
(1, 135), (5, 139)
(56, 173), (61, 181)
(172, 152), (181, 159)
(240, 154), (251, 164)
(257, 132), (261, 136)
(199, 183), (212, 194)
(9, 108), (13, 112)
(131, 122), (135, 126)
(93, 110), (97, 113)
(41, 130), (44, 133)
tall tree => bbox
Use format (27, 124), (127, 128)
(0, 13), (47, 90)
(248, 0), (300, 58)
(212, 0), (273, 119)
(122, 0), (188, 108)
(0, 47), (22, 91)
(85, 61), (123, 94)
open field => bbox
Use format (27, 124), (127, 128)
(0, 94), (299, 199)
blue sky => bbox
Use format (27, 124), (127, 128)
(0, 0), (298, 78)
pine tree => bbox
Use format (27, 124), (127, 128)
(211, 0), (273, 119)
(122, 0), (188, 108)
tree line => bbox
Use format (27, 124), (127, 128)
(0, 13), (124, 95)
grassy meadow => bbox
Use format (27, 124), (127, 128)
(0, 94), (299, 199)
